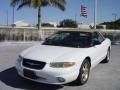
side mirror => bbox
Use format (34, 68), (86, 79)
(45, 38), (47, 40)
(45, 38), (48, 41)
(93, 39), (101, 46)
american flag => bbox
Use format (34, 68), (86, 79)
(81, 5), (87, 17)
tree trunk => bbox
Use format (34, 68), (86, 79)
(38, 6), (43, 40)
(38, 7), (41, 30)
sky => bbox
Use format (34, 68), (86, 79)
(0, 0), (120, 25)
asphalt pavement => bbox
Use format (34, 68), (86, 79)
(0, 42), (120, 90)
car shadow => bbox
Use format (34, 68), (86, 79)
(0, 67), (63, 90)
(64, 81), (84, 87)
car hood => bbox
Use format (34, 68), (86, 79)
(21, 45), (86, 63)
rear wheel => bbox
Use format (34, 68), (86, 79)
(76, 59), (90, 85)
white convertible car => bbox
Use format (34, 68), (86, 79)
(16, 30), (111, 85)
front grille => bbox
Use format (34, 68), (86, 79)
(23, 69), (39, 79)
(23, 58), (46, 70)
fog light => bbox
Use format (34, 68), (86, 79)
(17, 69), (20, 73)
(16, 67), (21, 73)
(57, 77), (65, 82)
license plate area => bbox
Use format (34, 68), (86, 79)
(23, 69), (39, 80)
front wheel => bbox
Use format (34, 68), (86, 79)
(76, 59), (91, 85)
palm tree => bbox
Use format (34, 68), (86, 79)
(11, 0), (66, 40)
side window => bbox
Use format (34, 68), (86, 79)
(93, 32), (105, 43)
(97, 32), (105, 43)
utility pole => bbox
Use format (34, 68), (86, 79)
(75, 13), (77, 22)
(75, 13), (77, 28)
(6, 10), (8, 26)
(12, 7), (15, 25)
(112, 13), (117, 44)
(112, 13), (117, 30)
(94, 0), (97, 30)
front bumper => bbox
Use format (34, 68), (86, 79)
(16, 61), (79, 84)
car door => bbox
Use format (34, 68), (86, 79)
(90, 32), (106, 68)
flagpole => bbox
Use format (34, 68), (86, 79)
(94, 0), (97, 30)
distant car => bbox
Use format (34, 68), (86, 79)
(16, 30), (111, 85)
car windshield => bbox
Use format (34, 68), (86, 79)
(43, 31), (92, 48)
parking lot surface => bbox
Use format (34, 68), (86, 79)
(0, 42), (120, 90)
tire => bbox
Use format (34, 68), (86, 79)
(102, 49), (110, 63)
(76, 59), (91, 85)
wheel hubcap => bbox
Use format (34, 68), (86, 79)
(81, 63), (89, 82)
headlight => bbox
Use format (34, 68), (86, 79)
(17, 56), (23, 64)
(50, 62), (75, 68)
